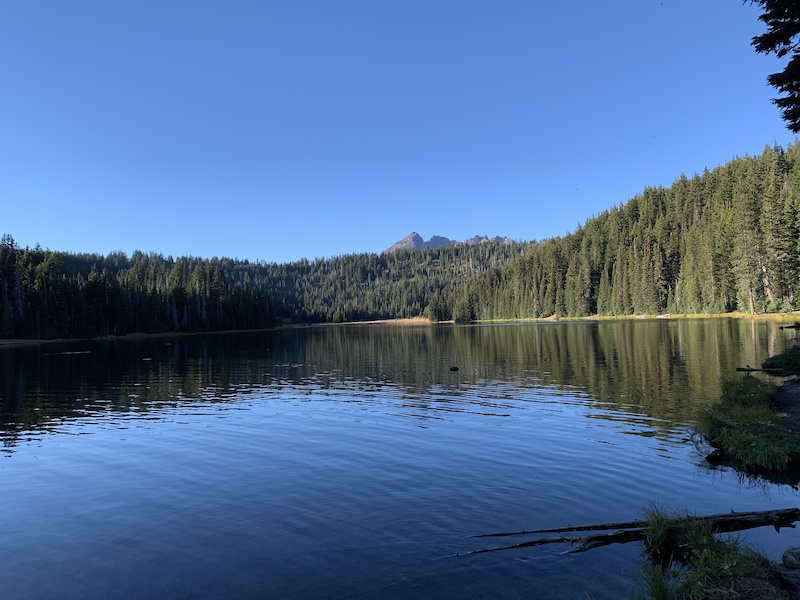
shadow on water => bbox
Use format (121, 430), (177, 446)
(0, 319), (791, 453)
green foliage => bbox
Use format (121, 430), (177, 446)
(635, 564), (674, 600)
(750, 1), (800, 132)
(698, 377), (800, 472)
(4, 141), (800, 336)
(643, 507), (672, 564)
(720, 376), (777, 409)
(450, 144), (800, 320)
(763, 344), (800, 375)
(264, 243), (523, 324)
(0, 243), (277, 340)
(643, 507), (714, 566)
(638, 507), (791, 599)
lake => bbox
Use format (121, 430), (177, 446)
(1, 319), (798, 599)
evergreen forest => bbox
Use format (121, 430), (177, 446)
(2, 142), (800, 340)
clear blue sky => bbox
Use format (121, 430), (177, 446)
(0, 1), (794, 264)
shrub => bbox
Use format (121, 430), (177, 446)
(763, 345), (800, 376)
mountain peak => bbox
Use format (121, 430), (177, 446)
(384, 232), (425, 253)
(385, 233), (514, 253)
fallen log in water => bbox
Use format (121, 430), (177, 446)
(472, 519), (649, 538)
(466, 508), (800, 555)
(735, 365), (789, 375)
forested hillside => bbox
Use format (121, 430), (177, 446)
(448, 143), (800, 322)
(0, 245), (276, 339)
(263, 243), (522, 323)
(0, 234), (520, 339)
(2, 142), (799, 340)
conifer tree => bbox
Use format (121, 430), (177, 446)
(750, 0), (800, 131)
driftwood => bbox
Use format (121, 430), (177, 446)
(466, 508), (800, 556)
(472, 519), (648, 538)
(735, 365), (787, 375)
(467, 530), (645, 555)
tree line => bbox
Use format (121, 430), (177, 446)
(2, 142), (800, 340)
(261, 242), (522, 323)
(0, 242), (276, 339)
(1, 2), (799, 341)
(448, 143), (800, 321)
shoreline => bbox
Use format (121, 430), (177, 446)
(0, 327), (280, 349)
(1, 311), (798, 349)
(301, 316), (432, 327)
(476, 310), (800, 324)
(775, 378), (800, 439)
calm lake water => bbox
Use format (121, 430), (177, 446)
(1, 320), (798, 599)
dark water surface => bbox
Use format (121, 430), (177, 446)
(1, 320), (798, 599)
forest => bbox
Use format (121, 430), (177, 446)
(0, 247), (276, 339)
(451, 142), (800, 322)
(1, 142), (799, 340)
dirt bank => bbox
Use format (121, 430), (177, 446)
(775, 378), (800, 438)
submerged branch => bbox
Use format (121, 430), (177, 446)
(467, 529), (647, 556)
(466, 535), (581, 555)
(472, 519), (647, 538)
(467, 508), (800, 556)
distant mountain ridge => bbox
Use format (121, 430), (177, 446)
(385, 232), (515, 253)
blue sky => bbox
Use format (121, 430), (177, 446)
(0, 1), (794, 264)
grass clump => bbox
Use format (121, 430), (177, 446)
(697, 377), (800, 473)
(763, 345), (800, 376)
(636, 508), (792, 599)
(642, 507), (719, 567)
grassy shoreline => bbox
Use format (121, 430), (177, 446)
(698, 377), (800, 473)
(694, 344), (800, 475)
(637, 508), (797, 599)
(1, 310), (797, 349)
(476, 310), (800, 324)
(642, 345), (800, 598)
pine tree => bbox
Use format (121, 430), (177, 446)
(750, 0), (800, 131)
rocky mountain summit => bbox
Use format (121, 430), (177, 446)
(385, 232), (515, 253)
